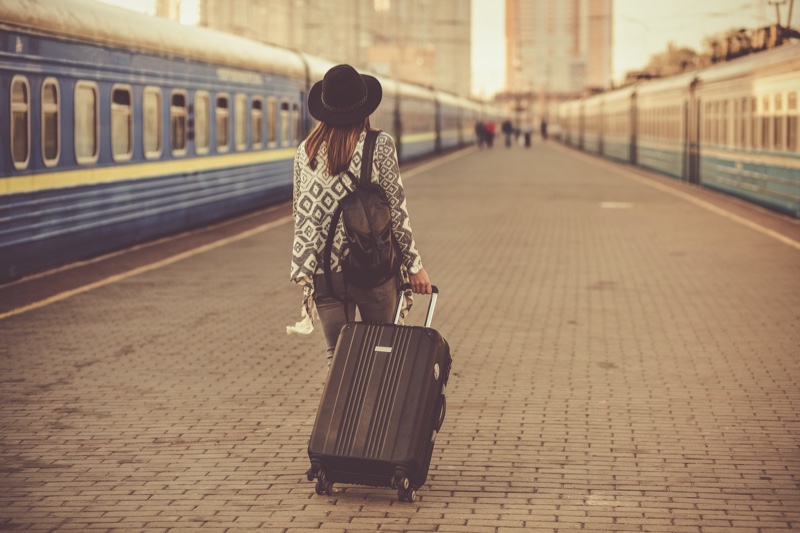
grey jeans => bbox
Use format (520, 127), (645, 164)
(313, 272), (400, 362)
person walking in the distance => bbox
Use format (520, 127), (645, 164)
(475, 121), (486, 148)
(522, 122), (532, 148)
(484, 120), (496, 148)
(501, 119), (513, 148)
(540, 117), (548, 141)
(287, 64), (432, 372)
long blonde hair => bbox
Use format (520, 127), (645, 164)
(304, 118), (370, 176)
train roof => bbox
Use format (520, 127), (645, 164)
(560, 41), (799, 105)
(601, 84), (638, 102)
(696, 41), (800, 85)
(0, 0), (307, 78)
(397, 80), (436, 101)
(636, 70), (697, 96)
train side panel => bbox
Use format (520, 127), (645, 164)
(601, 86), (636, 163)
(635, 73), (694, 180)
(695, 45), (800, 217)
(0, 8), (307, 282)
(397, 82), (437, 162)
(554, 42), (799, 219)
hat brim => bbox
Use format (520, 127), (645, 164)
(308, 74), (382, 126)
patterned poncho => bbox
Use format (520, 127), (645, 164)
(288, 130), (422, 334)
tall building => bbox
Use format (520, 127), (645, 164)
(368, 0), (471, 94)
(195, 0), (472, 97)
(505, 0), (612, 95)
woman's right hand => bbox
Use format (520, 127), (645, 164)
(409, 268), (432, 295)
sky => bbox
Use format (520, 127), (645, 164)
(96, 0), (797, 97)
(471, 0), (796, 97)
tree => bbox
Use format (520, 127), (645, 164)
(641, 42), (706, 77)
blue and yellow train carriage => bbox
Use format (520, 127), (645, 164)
(582, 94), (603, 155)
(435, 92), (464, 151)
(694, 42), (800, 216)
(635, 71), (693, 180)
(0, 0), (307, 282)
(396, 81), (437, 161)
(600, 85), (636, 164)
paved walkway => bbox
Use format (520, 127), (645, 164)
(1, 142), (799, 532)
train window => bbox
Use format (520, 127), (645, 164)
(720, 101), (728, 146)
(111, 85), (133, 162)
(216, 94), (230, 153)
(143, 86), (162, 160)
(41, 78), (60, 167)
(740, 97), (748, 148)
(292, 102), (300, 144)
(195, 91), (210, 154)
(751, 97), (758, 150)
(774, 94), (783, 151)
(75, 81), (99, 165)
(171, 91), (188, 156)
(234, 93), (247, 151)
(267, 97), (277, 146)
(788, 93), (798, 152)
(251, 97), (263, 149)
(280, 100), (290, 147)
(11, 76), (30, 169)
(762, 96), (770, 150)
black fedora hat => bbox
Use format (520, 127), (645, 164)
(308, 64), (382, 126)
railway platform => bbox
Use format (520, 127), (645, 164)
(1, 141), (799, 532)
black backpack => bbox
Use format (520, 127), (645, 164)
(323, 129), (401, 295)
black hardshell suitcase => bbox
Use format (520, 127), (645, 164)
(306, 285), (451, 502)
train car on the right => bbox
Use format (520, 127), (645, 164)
(556, 42), (800, 219)
(692, 43), (799, 217)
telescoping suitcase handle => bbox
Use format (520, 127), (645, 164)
(394, 284), (439, 328)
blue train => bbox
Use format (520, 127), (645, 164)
(0, 0), (505, 284)
(555, 42), (800, 219)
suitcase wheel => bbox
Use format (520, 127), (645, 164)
(391, 469), (410, 490)
(307, 460), (322, 481)
(314, 472), (334, 496)
(398, 486), (417, 502)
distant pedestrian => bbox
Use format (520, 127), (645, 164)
(287, 64), (432, 373)
(501, 119), (513, 148)
(485, 121), (496, 148)
(540, 118), (548, 141)
(522, 122), (532, 148)
(475, 121), (486, 148)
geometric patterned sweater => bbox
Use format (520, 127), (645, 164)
(288, 129), (422, 334)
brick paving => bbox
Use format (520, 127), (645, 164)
(1, 142), (799, 532)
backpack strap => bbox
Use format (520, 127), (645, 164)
(321, 129), (381, 304)
(360, 129), (380, 186)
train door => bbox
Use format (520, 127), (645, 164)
(434, 97), (442, 153)
(629, 92), (637, 164)
(682, 100), (689, 181)
(299, 89), (310, 139)
(598, 101), (605, 155)
(687, 80), (700, 184)
(393, 93), (402, 162)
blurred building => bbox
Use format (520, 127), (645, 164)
(155, 0), (182, 20)
(505, 0), (613, 95)
(194, 0), (472, 97)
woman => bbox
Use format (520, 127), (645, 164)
(288, 64), (432, 370)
